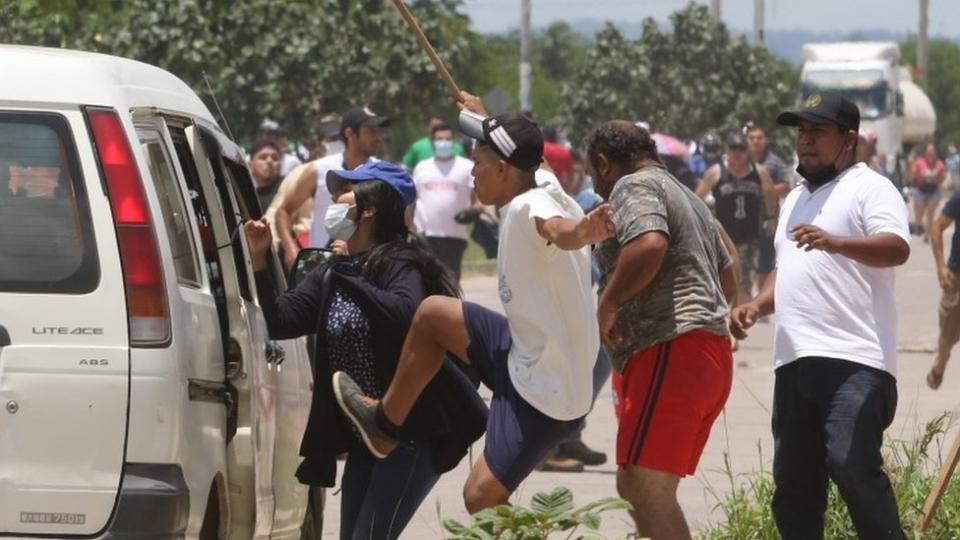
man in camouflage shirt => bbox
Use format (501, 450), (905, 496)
(586, 120), (738, 540)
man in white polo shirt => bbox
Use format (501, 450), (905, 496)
(732, 92), (910, 539)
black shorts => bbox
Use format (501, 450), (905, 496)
(461, 301), (581, 492)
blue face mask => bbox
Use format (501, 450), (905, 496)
(324, 203), (357, 241)
(434, 139), (454, 159)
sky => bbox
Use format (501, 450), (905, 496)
(461, 0), (960, 37)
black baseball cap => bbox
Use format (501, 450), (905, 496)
(777, 92), (860, 132)
(726, 132), (748, 150)
(341, 106), (390, 133)
(459, 110), (543, 171)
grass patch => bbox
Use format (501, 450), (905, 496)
(699, 413), (960, 539)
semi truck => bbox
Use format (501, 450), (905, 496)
(799, 42), (936, 177)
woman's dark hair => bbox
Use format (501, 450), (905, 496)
(250, 139), (280, 157)
(353, 180), (460, 298)
(583, 120), (661, 170)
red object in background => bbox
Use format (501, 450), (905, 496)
(543, 141), (575, 179)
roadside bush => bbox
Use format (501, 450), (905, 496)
(442, 486), (634, 539)
(699, 414), (960, 539)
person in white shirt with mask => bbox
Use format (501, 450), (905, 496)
(412, 122), (481, 280)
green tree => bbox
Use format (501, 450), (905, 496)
(0, 0), (477, 156)
(901, 38), (960, 152)
(563, 3), (798, 154)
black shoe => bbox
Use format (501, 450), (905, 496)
(332, 371), (398, 458)
(557, 440), (607, 466)
(536, 452), (585, 472)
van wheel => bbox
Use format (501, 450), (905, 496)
(299, 486), (325, 540)
(199, 483), (221, 540)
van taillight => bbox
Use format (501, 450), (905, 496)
(86, 107), (170, 346)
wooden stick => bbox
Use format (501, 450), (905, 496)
(389, 0), (463, 100)
(916, 425), (960, 531)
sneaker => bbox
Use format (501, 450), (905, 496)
(332, 371), (398, 458)
(557, 440), (607, 466)
(535, 453), (585, 473)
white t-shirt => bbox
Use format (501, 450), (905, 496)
(412, 156), (474, 239)
(308, 152), (377, 247)
(279, 152), (302, 177)
(498, 170), (597, 420)
(774, 163), (910, 376)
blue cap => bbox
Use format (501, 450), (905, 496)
(326, 161), (416, 206)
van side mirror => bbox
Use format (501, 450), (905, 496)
(288, 248), (335, 289)
(895, 90), (905, 117)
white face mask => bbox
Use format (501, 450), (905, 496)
(324, 203), (357, 241)
(325, 140), (345, 156)
(434, 139), (454, 159)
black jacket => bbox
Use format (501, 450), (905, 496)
(253, 248), (487, 487)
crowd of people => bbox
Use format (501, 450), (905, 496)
(237, 87), (960, 539)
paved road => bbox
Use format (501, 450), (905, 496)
(322, 234), (960, 538)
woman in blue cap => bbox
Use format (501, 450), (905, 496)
(244, 161), (485, 540)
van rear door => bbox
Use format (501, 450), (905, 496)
(0, 109), (130, 535)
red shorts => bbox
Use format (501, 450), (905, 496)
(614, 329), (733, 476)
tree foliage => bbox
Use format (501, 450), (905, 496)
(901, 38), (960, 151)
(563, 3), (798, 154)
(0, 0), (476, 153)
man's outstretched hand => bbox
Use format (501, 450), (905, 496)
(244, 217), (272, 271)
(452, 91), (489, 117)
(576, 203), (615, 246)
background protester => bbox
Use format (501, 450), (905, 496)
(276, 106), (386, 267)
(259, 119), (305, 176)
(696, 133), (778, 301)
(412, 122), (479, 280)
(926, 186), (960, 390)
(542, 125), (579, 195)
(248, 139), (282, 211)
(912, 142), (947, 242)
(403, 115), (466, 170)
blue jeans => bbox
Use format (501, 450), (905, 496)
(339, 442), (439, 540)
(772, 358), (904, 539)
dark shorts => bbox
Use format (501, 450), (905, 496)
(461, 301), (581, 492)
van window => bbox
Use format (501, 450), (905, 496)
(0, 112), (99, 293)
(139, 134), (202, 288)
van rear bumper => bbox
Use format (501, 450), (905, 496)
(99, 463), (189, 540)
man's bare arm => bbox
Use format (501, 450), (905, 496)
(714, 219), (740, 306)
(535, 204), (613, 251)
(276, 163), (317, 257)
(695, 165), (720, 199)
(757, 165), (779, 232)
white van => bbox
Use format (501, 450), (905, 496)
(0, 46), (319, 539)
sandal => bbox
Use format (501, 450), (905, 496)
(927, 369), (944, 390)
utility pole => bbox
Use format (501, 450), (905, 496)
(754, 0), (765, 44)
(918, 0), (929, 88)
(519, 0), (532, 111)
(709, 0), (722, 19)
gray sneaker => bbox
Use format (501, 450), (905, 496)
(332, 371), (398, 458)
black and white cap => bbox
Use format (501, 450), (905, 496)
(459, 110), (543, 171)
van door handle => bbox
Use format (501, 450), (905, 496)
(0, 325), (9, 347)
(265, 342), (285, 365)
